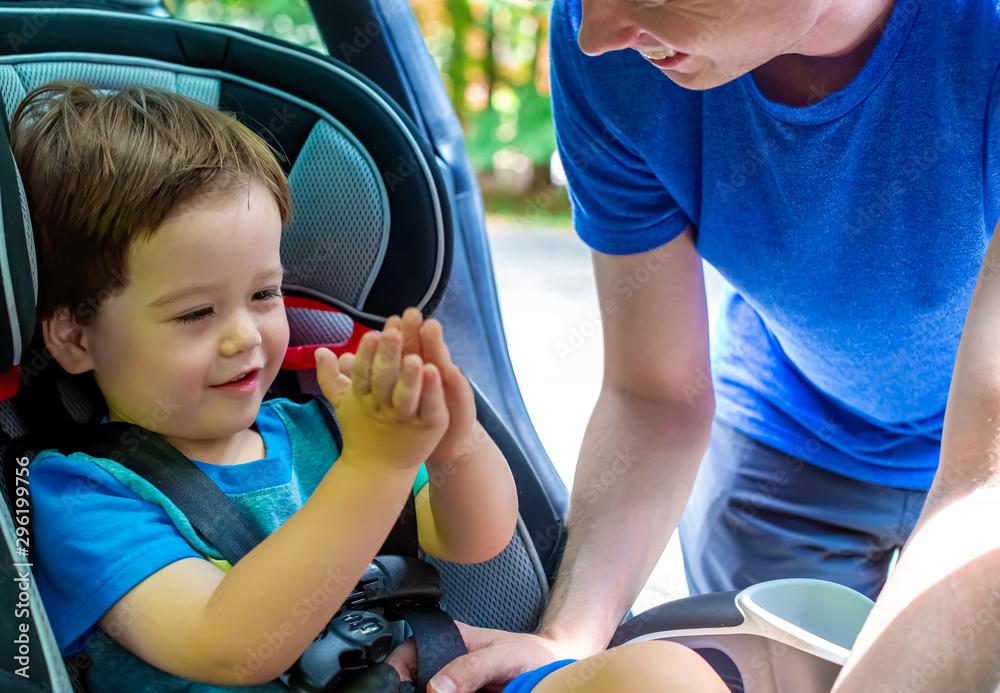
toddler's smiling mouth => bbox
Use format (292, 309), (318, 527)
(211, 369), (261, 392)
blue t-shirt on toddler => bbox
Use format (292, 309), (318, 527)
(550, 0), (1000, 489)
(29, 397), (428, 692)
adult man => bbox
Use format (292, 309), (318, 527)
(428, 0), (1000, 691)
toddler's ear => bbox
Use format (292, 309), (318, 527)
(41, 308), (96, 375)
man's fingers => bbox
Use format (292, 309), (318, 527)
(371, 328), (403, 406)
(386, 638), (416, 683)
(429, 649), (519, 693)
(391, 354), (424, 418)
(352, 331), (379, 397)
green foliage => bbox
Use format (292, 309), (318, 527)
(169, 0), (325, 52)
(169, 0), (562, 219)
(465, 83), (554, 170)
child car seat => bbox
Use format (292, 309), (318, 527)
(0, 1), (559, 689)
(0, 2), (879, 692)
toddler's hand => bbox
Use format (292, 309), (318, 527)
(315, 347), (353, 408)
(385, 308), (477, 463)
(319, 329), (449, 472)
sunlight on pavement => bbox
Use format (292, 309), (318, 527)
(486, 218), (726, 612)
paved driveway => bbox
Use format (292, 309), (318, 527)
(486, 219), (726, 611)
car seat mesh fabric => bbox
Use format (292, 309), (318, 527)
(427, 526), (545, 632)
(55, 379), (99, 425)
(0, 62), (221, 119)
(284, 120), (388, 308)
(287, 307), (356, 346)
(0, 402), (25, 440)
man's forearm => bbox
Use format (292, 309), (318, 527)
(833, 486), (1000, 693)
(538, 388), (712, 654)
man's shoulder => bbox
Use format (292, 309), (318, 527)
(919, 0), (1000, 62)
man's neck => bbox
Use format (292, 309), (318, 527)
(752, 0), (896, 108)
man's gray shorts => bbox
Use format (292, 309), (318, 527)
(679, 419), (929, 600)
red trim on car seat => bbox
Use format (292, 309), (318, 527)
(281, 296), (374, 369)
(0, 366), (20, 401)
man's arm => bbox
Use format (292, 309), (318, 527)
(427, 227), (714, 693)
(832, 223), (1000, 693)
(541, 226), (715, 654)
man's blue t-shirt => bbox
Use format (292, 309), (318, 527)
(29, 398), (429, 692)
(550, 0), (1000, 489)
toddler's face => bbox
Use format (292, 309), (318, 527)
(80, 185), (289, 447)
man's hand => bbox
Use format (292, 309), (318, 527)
(387, 307), (477, 463)
(426, 623), (582, 693)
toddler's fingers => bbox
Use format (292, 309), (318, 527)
(338, 352), (355, 378)
(419, 319), (454, 370)
(384, 314), (403, 334)
(316, 348), (351, 407)
(391, 354), (424, 418)
(401, 307), (424, 357)
(314, 346), (340, 377)
(371, 328), (403, 407)
(417, 363), (448, 426)
(352, 331), (379, 397)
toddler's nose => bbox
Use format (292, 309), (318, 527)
(221, 313), (263, 356)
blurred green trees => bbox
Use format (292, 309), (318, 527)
(169, 0), (325, 51)
(170, 0), (566, 219)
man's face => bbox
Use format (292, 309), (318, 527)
(578, 0), (824, 89)
(78, 185), (289, 451)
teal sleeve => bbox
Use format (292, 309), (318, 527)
(413, 465), (428, 496)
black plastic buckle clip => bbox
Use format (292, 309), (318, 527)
(285, 609), (394, 692)
(344, 556), (443, 609)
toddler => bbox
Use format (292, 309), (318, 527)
(11, 81), (728, 693)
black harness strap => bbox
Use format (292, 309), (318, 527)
(79, 422), (267, 565)
(389, 605), (467, 692)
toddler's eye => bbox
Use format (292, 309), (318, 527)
(177, 307), (214, 323)
(254, 288), (283, 301)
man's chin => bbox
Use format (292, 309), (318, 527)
(661, 63), (752, 91)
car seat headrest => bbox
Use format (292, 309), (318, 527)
(0, 8), (454, 404)
(0, 101), (36, 393)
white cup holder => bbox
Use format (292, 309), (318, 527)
(738, 578), (875, 665)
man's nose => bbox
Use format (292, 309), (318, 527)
(221, 312), (262, 356)
(578, 0), (642, 56)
